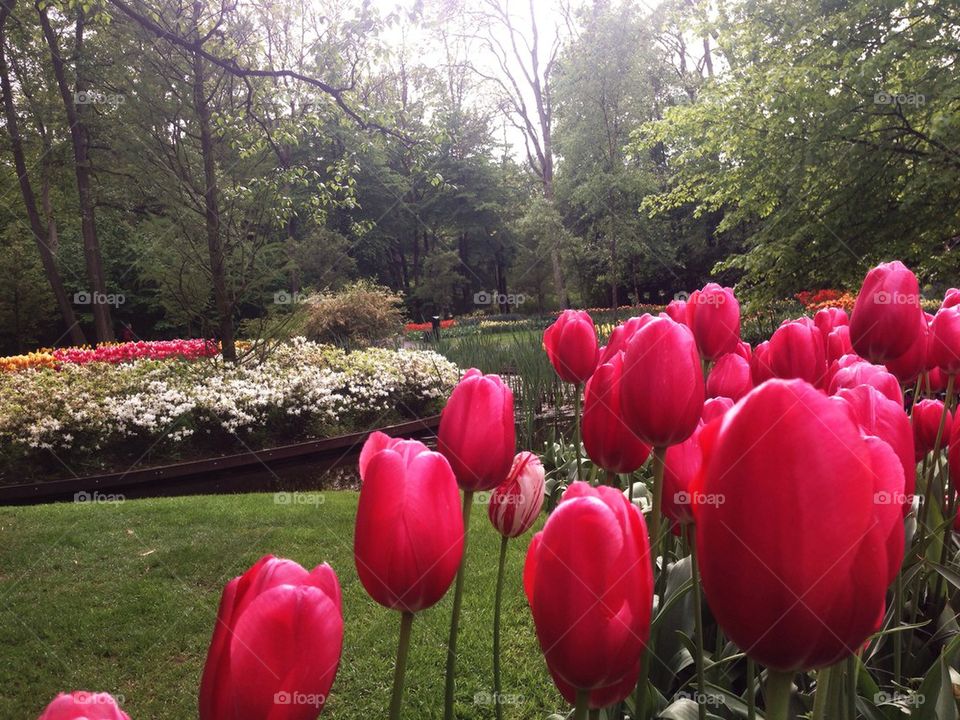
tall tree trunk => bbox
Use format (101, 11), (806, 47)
(37, 7), (114, 341)
(191, 6), (236, 361)
(541, 179), (569, 308)
(0, 0), (85, 345)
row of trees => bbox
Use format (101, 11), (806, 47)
(0, 0), (956, 354)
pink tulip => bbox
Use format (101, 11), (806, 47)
(488, 451), (545, 538)
(706, 352), (752, 401)
(582, 352), (651, 473)
(850, 261), (923, 362)
(438, 369), (516, 491)
(825, 326), (855, 365)
(814, 307), (849, 341)
(828, 360), (902, 405)
(37, 693), (130, 720)
(544, 310), (599, 383)
(930, 306), (960, 376)
(199, 556), (343, 720)
(687, 283), (741, 360)
(766, 320), (827, 387)
(355, 436), (463, 612)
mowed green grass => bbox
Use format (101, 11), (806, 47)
(0, 492), (560, 719)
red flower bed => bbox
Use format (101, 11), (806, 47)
(404, 319), (456, 333)
(51, 339), (220, 366)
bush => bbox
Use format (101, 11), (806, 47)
(301, 281), (405, 348)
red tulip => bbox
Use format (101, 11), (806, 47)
(930, 306), (960, 376)
(926, 366), (948, 393)
(548, 662), (639, 710)
(662, 424), (704, 527)
(912, 399), (952, 461)
(849, 261), (923, 362)
(750, 341), (774, 385)
(885, 313), (929, 384)
(834, 385), (915, 510)
(825, 326), (855, 365)
(814, 307), (849, 341)
(733, 340), (752, 361)
(665, 298), (688, 324)
(199, 556), (343, 720)
(862, 435), (907, 586)
(706, 352), (753, 401)
(943, 288), (960, 310)
(488, 451), (545, 538)
(702, 396), (734, 422)
(694, 379), (896, 671)
(621, 317), (704, 447)
(599, 315), (653, 364)
(38, 693), (130, 720)
(582, 352), (651, 473)
(544, 310), (599, 383)
(828, 360), (902, 405)
(524, 482), (653, 692)
(687, 283), (741, 360)
(766, 320), (827, 387)
(949, 420), (960, 493)
(355, 436), (463, 612)
(438, 368), (516, 491)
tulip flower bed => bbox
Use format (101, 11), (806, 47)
(18, 260), (960, 720)
(0, 338), (458, 481)
(0, 338), (224, 372)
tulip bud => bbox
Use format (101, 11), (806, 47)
(825, 326), (855, 365)
(834, 385), (915, 511)
(749, 341), (774, 385)
(849, 261), (923, 362)
(695, 379), (897, 671)
(599, 315), (652, 364)
(662, 424), (704, 527)
(355, 437), (463, 612)
(912, 399), (952, 461)
(930, 306), (960, 375)
(814, 307), (849, 341)
(543, 310), (599, 383)
(438, 369), (516, 491)
(687, 283), (741, 360)
(488, 451), (545, 538)
(766, 320), (827, 387)
(701, 396), (734, 422)
(665, 299), (688, 324)
(621, 317), (704, 447)
(944, 288), (960, 310)
(37, 692), (130, 720)
(524, 482), (653, 692)
(706, 352), (753, 401)
(828, 360), (902, 405)
(199, 555), (343, 720)
(885, 313), (929, 384)
(582, 352), (651, 473)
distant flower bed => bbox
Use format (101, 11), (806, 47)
(404, 319), (456, 333)
(0, 338), (458, 482)
(0, 339), (222, 372)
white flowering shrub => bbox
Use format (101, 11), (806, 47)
(0, 339), (458, 480)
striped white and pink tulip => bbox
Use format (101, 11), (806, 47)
(488, 451), (545, 538)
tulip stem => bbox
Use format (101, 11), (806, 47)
(492, 535), (509, 720)
(650, 446), (667, 575)
(389, 611), (415, 720)
(894, 571), (903, 686)
(443, 490), (474, 720)
(690, 526), (707, 720)
(764, 670), (793, 720)
(930, 374), (956, 610)
(588, 710), (600, 720)
(574, 382), (583, 483)
(811, 665), (834, 720)
(746, 658), (756, 720)
(573, 689), (590, 720)
(846, 656), (857, 720)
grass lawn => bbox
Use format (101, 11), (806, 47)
(0, 492), (560, 719)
